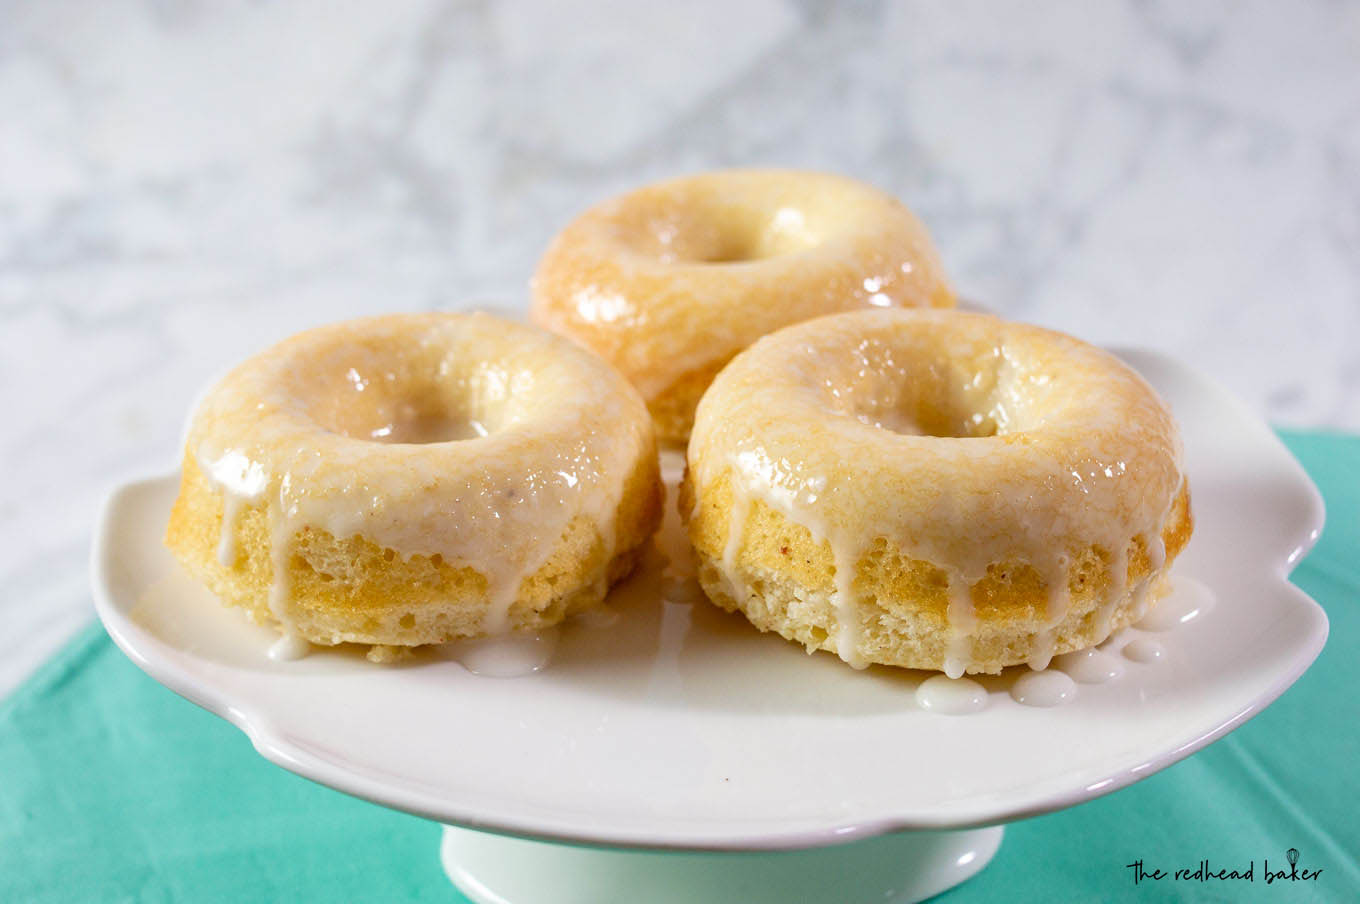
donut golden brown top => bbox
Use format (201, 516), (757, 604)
(531, 169), (954, 445)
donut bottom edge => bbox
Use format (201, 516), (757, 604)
(164, 453), (662, 654)
(686, 482), (1193, 676)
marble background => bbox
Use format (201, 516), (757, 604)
(2, 0), (1358, 695)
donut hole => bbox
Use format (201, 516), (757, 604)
(360, 399), (488, 444)
(697, 231), (765, 264)
(300, 344), (520, 445)
(812, 331), (1044, 439)
(614, 198), (824, 264)
(852, 397), (1001, 439)
(694, 208), (821, 263)
(318, 380), (492, 444)
(835, 361), (1009, 439)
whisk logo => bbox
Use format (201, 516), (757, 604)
(1125, 847), (1323, 887)
(1264, 847), (1323, 884)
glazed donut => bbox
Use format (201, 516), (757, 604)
(531, 169), (954, 446)
(166, 312), (662, 654)
(681, 309), (1192, 677)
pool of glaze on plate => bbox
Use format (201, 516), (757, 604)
(919, 575), (1216, 714)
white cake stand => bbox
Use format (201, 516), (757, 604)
(92, 348), (1327, 904)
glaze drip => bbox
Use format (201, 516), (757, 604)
(915, 675), (988, 714)
(1011, 670), (1076, 707)
(268, 633), (312, 662)
(687, 309), (1187, 674)
(189, 313), (649, 643)
(445, 628), (559, 677)
(1137, 576), (1215, 632)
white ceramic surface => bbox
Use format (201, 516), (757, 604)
(91, 348), (1326, 851)
(440, 824), (1004, 904)
(6, 4), (1360, 708)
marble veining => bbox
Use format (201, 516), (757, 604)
(2, 0), (1358, 697)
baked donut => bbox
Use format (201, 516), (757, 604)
(166, 312), (662, 655)
(531, 169), (954, 446)
(681, 308), (1192, 677)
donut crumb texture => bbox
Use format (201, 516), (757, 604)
(166, 449), (661, 653)
(682, 470), (1192, 675)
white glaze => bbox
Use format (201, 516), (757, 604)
(1028, 565), (1073, 670)
(1010, 670), (1076, 707)
(1098, 627), (1131, 651)
(445, 629), (559, 678)
(208, 448), (267, 568)
(658, 449), (688, 485)
(661, 578), (707, 606)
(188, 313), (653, 641)
(1137, 577), (1215, 632)
(1122, 638), (1167, 663)
(1053, 647), (1125, 684)
(833, 556), (866, 670)
(1094, 545), (1130, 640)
(826, 560), (859, 674)
(572, 606), (622, 631)
(1026, 629), (1058, 672)
(1146, 533), (1167, 570)
(1127, 573), (1158, 624)
(942, 580), (976, 679)
(915, 675), (988, 714)
(688, 309), (1187, 673)
(216, 493), (244, 566)
(268, 633), (312, 661)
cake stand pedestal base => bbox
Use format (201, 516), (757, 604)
(440, 824), (1004, 904)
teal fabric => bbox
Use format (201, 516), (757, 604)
(1, 431), (1355, 902)
(0, 625), (453, 903)
(938, 429), (1360, 901)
